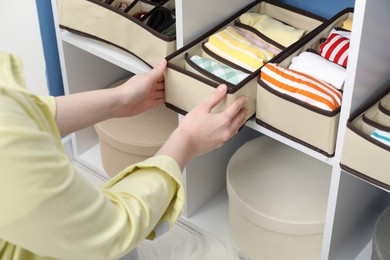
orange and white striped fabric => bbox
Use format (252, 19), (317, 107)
(260, 63), (342, 111)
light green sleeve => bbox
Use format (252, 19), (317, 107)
(37, 95), (57, 119)
(0, 89), (184, 260)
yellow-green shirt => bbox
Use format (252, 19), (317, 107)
(0, 85), (184, 260)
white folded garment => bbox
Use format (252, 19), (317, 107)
(289, 51), (346, 90)
(328, 28), (351, 39)
(371, 129), (390, 147)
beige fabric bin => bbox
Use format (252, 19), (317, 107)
(165, 0), (326, 119)
(56, 0), (176, 67)
(256, 8), (354, 157)
(94, 78), (178, 177)
(227, 136), (332, 260)
(340, 87), (390, 190)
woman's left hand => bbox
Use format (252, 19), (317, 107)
(113, 59), (167, 118)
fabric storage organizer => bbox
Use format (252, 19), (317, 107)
(227, 135), (332, 260)
(256, 8), (354, 157)
(340, 86), (390, 190)
(56, 0), (176, 67)
(94, 78), (178, 177)
(164, 0), (326, 119)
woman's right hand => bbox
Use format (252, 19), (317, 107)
(156, 84), (248, 170)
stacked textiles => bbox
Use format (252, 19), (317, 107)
(186, 22), (283, 85)
(200, 13), (309, 74)
(186, 10), (309, 86)
(261, 62), (342, 111)
(238, 13), (306, 47)
(372, 130), (390, 146)
(260, 21), (353, 111)
(100, 0), (176, 36)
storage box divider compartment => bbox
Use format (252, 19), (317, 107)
(165, 0), (326, 119)
(256, 8), (354, 157)
(341, 86), (390, 191)
(57, 0), (176, 67)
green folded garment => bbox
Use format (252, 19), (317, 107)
(190, 55), (250, 85)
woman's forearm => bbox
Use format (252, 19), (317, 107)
(54, 60), (166, 137)
(55, 88), (119, 136)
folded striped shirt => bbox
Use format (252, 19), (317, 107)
(205, 26), (275, 72)
(371, 129), (390, 146)
(261, 63), (342, 111)
(320, 30), (350, 68)
(190, 55), (250, 85)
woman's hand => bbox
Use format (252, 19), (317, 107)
(55, 60), (167, 136)
(156, 84), (248, 170)
(113, 59), (166, 118)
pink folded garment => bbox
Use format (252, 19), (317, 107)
(227, 25), (282, 55)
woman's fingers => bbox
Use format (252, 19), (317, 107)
(200, 84), (228, 112)
(222, 95), (248, 120)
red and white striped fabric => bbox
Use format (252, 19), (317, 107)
(319, 32), (349, 67)
(260, 63), (342, 111)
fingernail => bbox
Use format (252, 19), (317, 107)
(217, 84), (227, 92)
(160, 59), (166, 65)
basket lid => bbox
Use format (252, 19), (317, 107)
(95, 77), (178, 156)
(227, 136), (331, 235)
(95, 105), (178, 156)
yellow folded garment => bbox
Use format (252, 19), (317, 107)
(205, 26), (275, 72)
(239, 13), (305, 47)
(341, 17), (353, 31)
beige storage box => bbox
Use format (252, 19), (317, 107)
(57, 0), (176, 67)
(165, 0), (326, 118)
(95, 78), (178, 177)
(227, 136), (332, 260)
(256, 8), (354, 157)
(341, 87), (390, 190)
(372, 206), (390, 260)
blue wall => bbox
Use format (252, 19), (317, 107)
(35, 0), (64, 96)
(278, 0), (355, 19)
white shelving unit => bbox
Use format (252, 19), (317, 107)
(51, 0), (390, 259)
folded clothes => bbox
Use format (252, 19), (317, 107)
(239, 13), (305, 47)
(289, 51), (346, 90)
(371, 129), (390, 146)
(261, 63), (342, 111)
(147, 6), (173, 32)
(328, 28), (351, 39)
(190, 55), (250, 85)
(205, 26), (275, 72)
(342, 17), (353, 31)
(320, 29), (350, 68)
(227, 25), (282, 55)
(114, 1), (133, 11)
